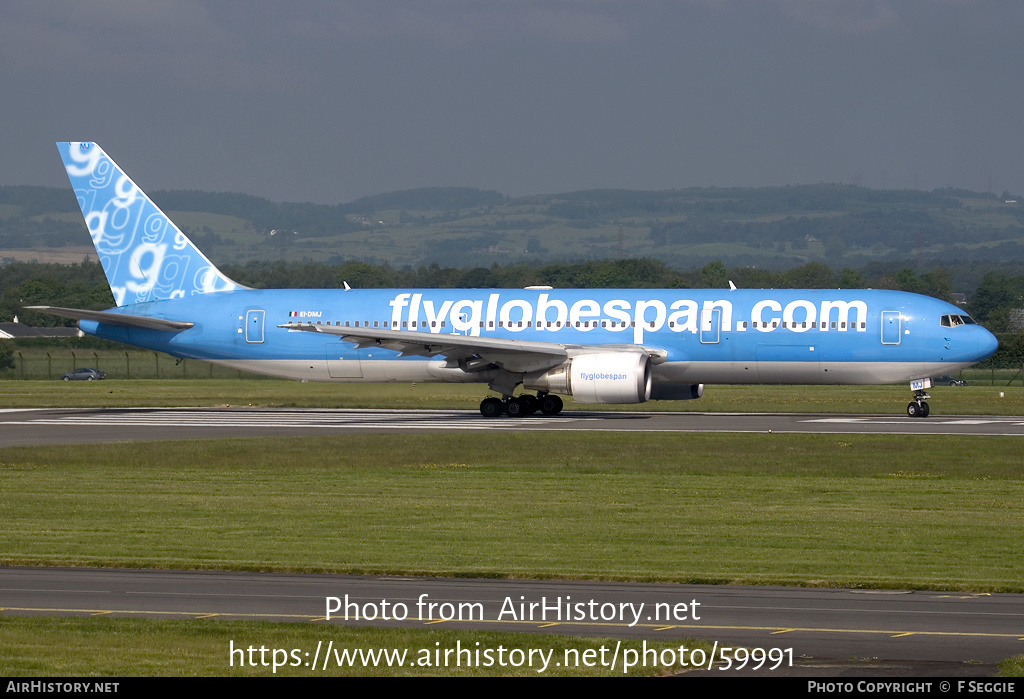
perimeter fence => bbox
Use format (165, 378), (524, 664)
(5, 349), (251, 380)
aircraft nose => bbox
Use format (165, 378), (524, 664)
(978, 326), (999, 360)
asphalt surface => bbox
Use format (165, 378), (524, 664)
(2, 407), (1024, 445)
(1, 567), (1019, 676)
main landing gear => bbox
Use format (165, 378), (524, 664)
(479, 393), (564, 418)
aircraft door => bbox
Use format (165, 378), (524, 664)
(881, 311), (901, 345)
(326, 346), (363, 378)
(245, 309), (265, 343)
(700, 308), (721, 344)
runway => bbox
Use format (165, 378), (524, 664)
(1, 566), (1020, 674)
(2, 407), (1024, 445)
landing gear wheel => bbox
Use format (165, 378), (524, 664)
(907, 401), (930, 418)
(505, 397), (529, 418)
(480, 397), (505, 418)
(520, 395), (539, 416)
(539, 394), (563, 416)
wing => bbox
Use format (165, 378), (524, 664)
(280, 321), (567, 373)
(279, 322), (664, 374)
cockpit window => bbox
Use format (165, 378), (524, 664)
(940, 314), (977, 327)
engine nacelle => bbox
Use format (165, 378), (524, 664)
(524, 352), (652, 404)
(650, 382), (704, 401)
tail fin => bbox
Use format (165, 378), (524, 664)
(56, 142), (242, 306)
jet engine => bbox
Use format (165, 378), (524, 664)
(524, 352), (653, 404)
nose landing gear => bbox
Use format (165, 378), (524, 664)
(907, 378), (932, 418)
(907, 393), (930, 418)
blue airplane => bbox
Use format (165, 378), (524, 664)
(32, 142), (998, 418)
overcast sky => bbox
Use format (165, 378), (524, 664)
(2, 1), (1022, 204)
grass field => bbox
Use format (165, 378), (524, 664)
(2, 433), (1022, 590)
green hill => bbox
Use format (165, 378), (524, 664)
(2, 183), (1021, 271)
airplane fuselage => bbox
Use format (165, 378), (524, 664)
(79, 286), (994, 389)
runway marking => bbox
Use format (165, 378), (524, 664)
(0, 409), (608, 432)
(4, 408), (1024, 438)
(805, 417), (1024, 425)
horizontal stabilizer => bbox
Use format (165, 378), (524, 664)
(26, 306), (194, 332)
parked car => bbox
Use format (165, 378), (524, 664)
(934, 375), (967, 386)
(61, 367), (106, 381)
